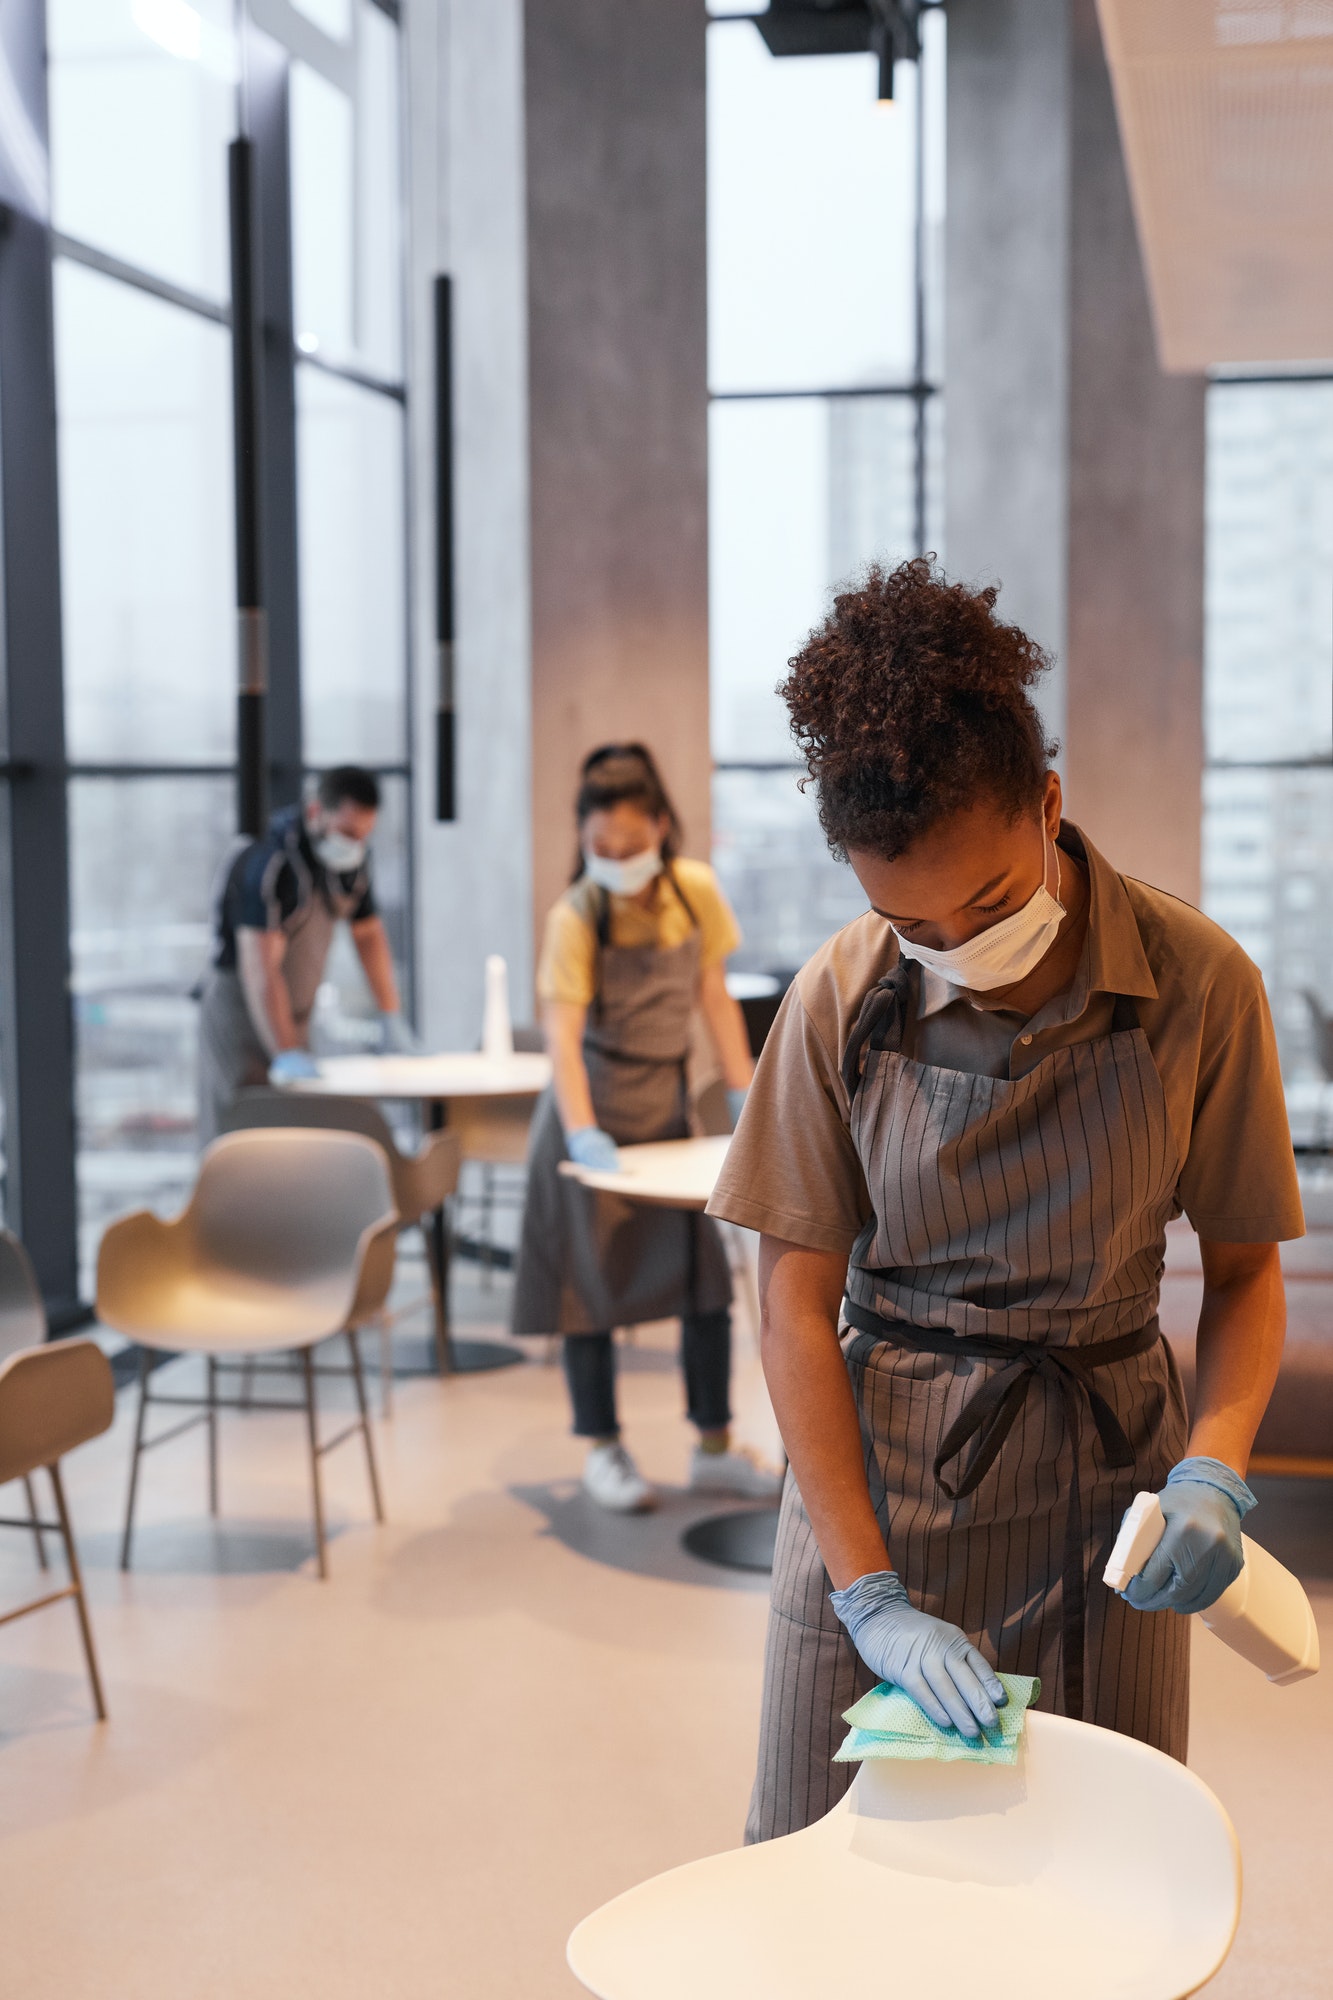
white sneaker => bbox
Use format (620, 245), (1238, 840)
(688, 1445), (784, 1501)
(582, 1441), (656, 1514)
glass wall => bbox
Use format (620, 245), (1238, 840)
(1201, 377), (1333, 1097)
(705, 7), (946, 973)
(44, 0), (412, 1292)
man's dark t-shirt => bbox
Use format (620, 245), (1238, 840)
(210, 805), (375, 972)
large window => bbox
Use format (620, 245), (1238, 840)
(1201, 376), (1333, 1092)
(43, 0), (412, 1292)
(706, 5), (946, 973)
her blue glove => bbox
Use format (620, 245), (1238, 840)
(269, 1049), (319, 1083)
(830, 1570), (1007, 1739)
(378, 1010), (420, 1056)
(1122, 1456), (1256, 1616)
(566, 1126), (620, 1173)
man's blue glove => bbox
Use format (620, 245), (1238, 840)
(269, 1049), (320, 1083)
(726, 1086), (748, 1132)
(378, 1010), (420, 1056)
(566, 1126), (620, 1173)
(830, 1570), (1007, 1739)
(1122, 1457), (1256, 1616)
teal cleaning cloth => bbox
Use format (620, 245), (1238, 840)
(833, 1672), (1041, 1766)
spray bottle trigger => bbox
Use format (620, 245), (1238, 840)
(1102, 1490), (1166, 1594)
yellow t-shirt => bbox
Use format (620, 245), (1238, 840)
(537, 857), (742, 1008)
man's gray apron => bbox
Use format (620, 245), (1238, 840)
(512, 895), (731, 1336)
(197, 881), (361, 1148)
(747, 963), (1190, 1844)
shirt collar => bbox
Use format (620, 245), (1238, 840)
(913, 818), (1158, 1020)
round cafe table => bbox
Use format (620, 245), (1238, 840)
(284, 1050), (551, 1374)
(560, 1135), (779, 1575)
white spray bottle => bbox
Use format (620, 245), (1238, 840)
(1104, 1491), (1320, 1685)
(482, 954), (514, 1062)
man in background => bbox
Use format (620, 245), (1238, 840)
(197, 765), (414, 1145)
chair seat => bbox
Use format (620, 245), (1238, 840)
(113, 1271), (358, 1354)
(567, 1712), (1239, 2000)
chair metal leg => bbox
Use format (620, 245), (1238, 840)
(120, 1347), (152, 1571)
(300, 1348), (328, 1580)
(50, 1462), (107, 1722)
(479, 1163), (495, 1290)
(346, 1329), (385, 1523)
(379, 1318), (393, 1419)
(23, 1475), (48, 1570)
(206, 1356), (220, 1516)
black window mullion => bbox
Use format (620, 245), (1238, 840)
(0, 0), (80, 1317)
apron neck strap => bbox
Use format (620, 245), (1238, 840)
(841, 963), (914, 1096)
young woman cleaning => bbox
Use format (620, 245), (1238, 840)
(513, 744), (781, 1514)
(708, 559), (1302, 1841)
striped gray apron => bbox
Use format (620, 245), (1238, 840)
(747, 966), (1190, 1844)
(196, 878), (362, 1149)
(511, 889), (731, 1336)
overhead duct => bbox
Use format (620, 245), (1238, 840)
(1096, 0), (1333, 371)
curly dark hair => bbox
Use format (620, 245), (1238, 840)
(778, 556), (1057, 861)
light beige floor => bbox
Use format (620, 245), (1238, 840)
(1, 1256), (1331, 1998)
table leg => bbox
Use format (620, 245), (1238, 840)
(682, 1507), (779, 1574)
(428, 1098), (523, 1377)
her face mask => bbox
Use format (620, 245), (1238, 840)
(892, 836), (1065, 992)
(314, 829), (367, 874)
(583, 846), (663, 898)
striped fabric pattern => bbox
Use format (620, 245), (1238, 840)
(846, 1031), (1177, 1341)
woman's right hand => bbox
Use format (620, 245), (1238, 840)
(830, 1570), (1006, 1738)
(566, 1126), (620, 1173)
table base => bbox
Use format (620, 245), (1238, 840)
(682, 1505), (779, 1574)
(442, 1338), (526, 1375)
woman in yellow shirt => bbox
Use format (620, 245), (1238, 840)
(513, 743), (780, 1514)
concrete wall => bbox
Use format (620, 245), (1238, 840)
(524, 0), (711, 956)
(946, 0), (1205, 903)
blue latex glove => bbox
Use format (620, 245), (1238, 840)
(1122, 1456), (1256, 1616)
(566, 1126), (620, 1173)
(378, 1010), (420, 1056)
(726, 1086), (748, 1132)
(830, 1571), (1007, 1740)
(269, 1048), (319, 1083)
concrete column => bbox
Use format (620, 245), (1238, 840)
(946, 0), (1205, 903)
(523, 0), (711, 960)
(407, 0), (533, 1047)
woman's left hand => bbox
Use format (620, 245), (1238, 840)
(1122, 1457), (1256, 1616)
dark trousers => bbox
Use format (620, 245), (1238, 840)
(563, 1309), (732, 1439)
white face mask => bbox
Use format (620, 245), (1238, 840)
(314, 829), (367, 874)
(583, 846), (663, 898)
(892, 836), (1065, 992)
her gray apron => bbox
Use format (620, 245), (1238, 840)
(747, 963), (1190, 1844)
(196, 880), (362, 1148)
(511, 888), (732, 1336)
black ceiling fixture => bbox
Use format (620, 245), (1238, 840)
(750, 1), (926, 101)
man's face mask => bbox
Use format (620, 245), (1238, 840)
(314, 825), (367, 874)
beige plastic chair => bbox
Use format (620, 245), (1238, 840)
(0, 1230), (56, 1565)
(568, 1710), (1241, 2000)
(0, 1239), (114, 1720)
(222, 1089), (462, 1403)
(97, 1128), (398, 1580)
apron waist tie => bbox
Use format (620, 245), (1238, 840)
(841, 1301), (1162, 1722)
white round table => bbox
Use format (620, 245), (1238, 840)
(560, 1135), (778, 1575)
(284, 1050), (551, 1372)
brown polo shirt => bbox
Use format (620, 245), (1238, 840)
(708, 822), (1304, 1252)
